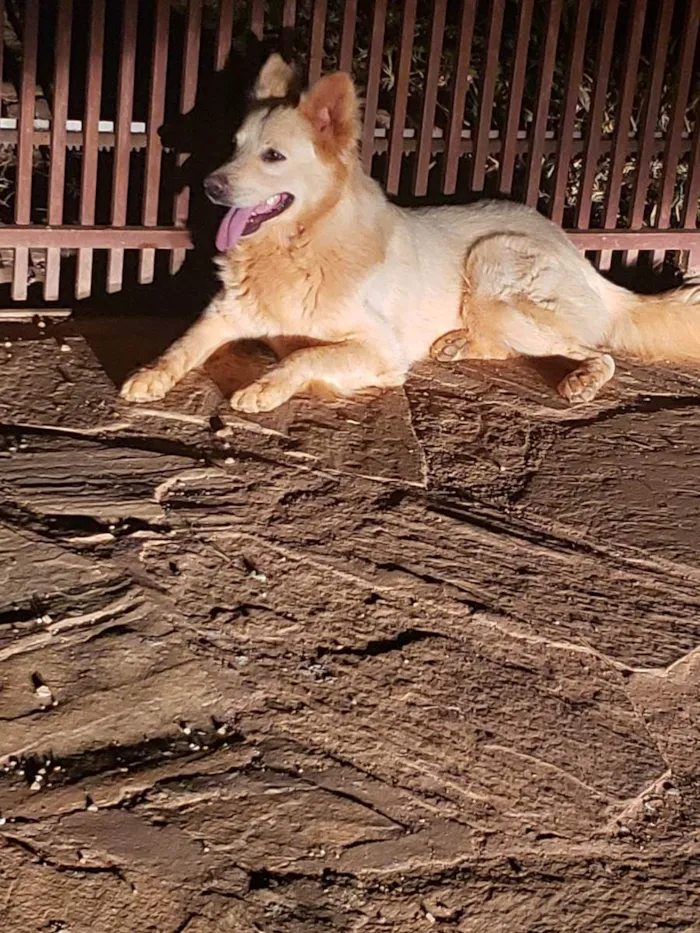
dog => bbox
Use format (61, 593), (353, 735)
(121, 54), (700, 412)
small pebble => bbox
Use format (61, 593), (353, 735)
(35, 684), (54, 707)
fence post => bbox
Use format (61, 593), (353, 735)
(12, 0), (38, 301)
(45, 0), (73, 302)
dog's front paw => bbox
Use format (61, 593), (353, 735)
(230, 376), (294, 413)
(120, 366), (175, 402)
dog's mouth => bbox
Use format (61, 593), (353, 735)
(215, 193), (294, 252)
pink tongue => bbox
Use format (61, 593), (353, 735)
(215, 206), (256, 252)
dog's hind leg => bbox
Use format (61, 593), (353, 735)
(556, 353), (616, 403)
(432, 302), (615, 403)
(432, 234), (615, 402)
(500, 308), (615, 402)
(494, 301), (616, 402)
(431, 293), (518, 364)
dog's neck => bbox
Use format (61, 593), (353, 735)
(288, 160), (386, 251)
(223, 158), (389, 318)
(229, 157), (389, 280)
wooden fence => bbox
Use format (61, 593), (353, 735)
(0, 0), (698, 303)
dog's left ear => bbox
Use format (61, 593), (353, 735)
(299, 72), (359, 155)
(254, 53), (296, 100)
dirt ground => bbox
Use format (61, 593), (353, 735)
(1, 312), (700, 932)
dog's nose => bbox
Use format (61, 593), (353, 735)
(204, 173), (228, 203)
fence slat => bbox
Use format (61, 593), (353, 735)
(682, 113), (700, 273)
(443, 0), (477, 195)
(499, 0), (534, 195)
(360, 0), (387, 171)
(471, 0), (505, 193)
(250, 0), (265, 39)
(44, 0), (73, 301)
(106, 0), (138, 294)
(308, 0), (328, 84)
(215, 0), (234, 71)
(524, 0), (562, 207)
(12, 0), (39, 301)
(625, 0), (674, 265)
(599, 0), (647, 270)
(75, 0), (105, 300)
(283, 0), (297, 30)
(281, 0), (296, 57)
(575, 0), (619, 230)
(339, 0), (357, 73)
(550, 0), (591, 225)
(139, 0), (170, 285)
(386, 0), (418, 195)
(628, 0), (675, 229)
(0, 0), (5, 144)
(282, 0), (297, 50)
(171, 0), (203, 276)
(653, 0), (699, 264)
(414, 0), (447, 196)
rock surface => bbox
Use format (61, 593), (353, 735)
(1, 317), (699, 932)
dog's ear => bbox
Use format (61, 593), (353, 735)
(254, 53), (295, 100)
(299, 72), (359, 155)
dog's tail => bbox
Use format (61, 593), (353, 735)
(598, 276), (700, 362)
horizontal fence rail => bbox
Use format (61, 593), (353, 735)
(0, 0), (697, 302)
(4, 224), (697, 252)
(0, 118), (695, 154)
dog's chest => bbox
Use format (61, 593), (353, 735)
(223, 240), (369, 337)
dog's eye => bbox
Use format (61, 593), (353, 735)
(261, 148), (286, 163)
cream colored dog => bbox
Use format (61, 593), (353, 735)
(121, 55), (700, 412)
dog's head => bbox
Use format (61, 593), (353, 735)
(204, 54), (360, 251)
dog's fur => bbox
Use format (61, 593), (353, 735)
(121, 54), (700, 412)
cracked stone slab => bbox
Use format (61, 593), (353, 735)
(148, 463), (700, 669)
(2, 316), (700, 931)
(1, 326), (426, 485)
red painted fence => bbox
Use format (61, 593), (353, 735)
(0, 0), (697, 302)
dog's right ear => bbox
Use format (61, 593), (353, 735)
(299, 72), (359, 156)
(254, 53), (296, 101)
